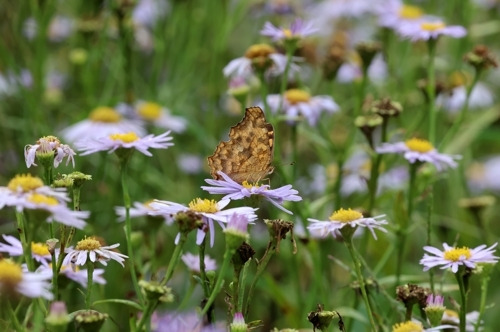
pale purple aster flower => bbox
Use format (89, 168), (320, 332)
(308, 208), (388, 240)
(420, 242), (498, 273)
(37, 261), (106, 288)
(132, 0), (170, 28)
(266, 89), (339, 126)
(467, 156), (500, 193)
(376, 0), (426, 29)
(148, 198), (257, 247)
(426, 294), (445, 308)
(201, 171), (302, 215)
(76, 131), (173, 157)
(48, 16), (74, 42)
(397, 18), (467, 41)
(181, 253), (217, 273)
(61, 106), (146, 143)
(225, 213), (251, 236)
(230, 312), (247, 330)
(0, 259), (53, 300)
(260, 18), (317, 41)
(116, 101), (187, 133)
(0, 174), (89, 229)
(115, 200), (171, 223)
(25, 135), (76, 168)
(336, 53), (387, 84)
(441, 310), (483, 332)
(151, 311), (225, 332)
(177, 153), (204, 175)
(436, 83), (494, 113)
(63, 237), (128, 267)
(0, 235), (51, 264)
(376, 138), (461, 171)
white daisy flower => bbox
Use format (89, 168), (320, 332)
(0, 174), (89, 229)
(266, 89), (339, 126)
(307, 208), (388, 240)
(396, 17), (467, 41)
(420, 242), (498, 273)
(223, 43), (300, 78)
(148, 198), (257, 247)
(24, 135), (76, 168)
(116, 101), (187, 133)
(76, 131), (173, 157)
(0, 259), (53, 300)
(0, 234), (51, 264)
(61, 106), (146, 143)
(376, 0), (425, 30)
(62, 237), (128, 267)
(376, 138), (461, 171)
(181, 253), (217, 273)
(441, 310), (483, 332)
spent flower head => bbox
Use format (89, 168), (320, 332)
(308, 208), (388, 240)
(24, 135), (76, 168)
(202, 171), (302, 215)
(62, 237), (128, 267)
(420, 242), (498, 273)
(376, 138), (461, 171)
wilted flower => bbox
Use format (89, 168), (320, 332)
(25, 135), (76, 168)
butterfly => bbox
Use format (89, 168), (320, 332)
(208, 106), (274, 184)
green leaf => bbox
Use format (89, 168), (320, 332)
(92, 299), (143, 311)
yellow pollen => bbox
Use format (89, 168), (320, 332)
(7, 174), (44, 192)
(245, 43), (276, 59)
(285, 89), (311, 104)
(329, 208), (363, 223)
(138, 102), (162, 120)
(75, 237), (102, 251)
(242, 180), (263, 189)
(443, 309), (459, 318)
(38, 135), (60, 144)
(392, 321), (424, 332)
(31, 242), (50, 256)
(420, 22), (446, 31)
(0, 260), (23, 286)
(399, 5), (423, 19)
(27, 193), (58, 206)
(109, 132), (139, 143)
(88, 107), (121, 123)
(444, 247), (471, 261)
(405, 138), (434, 153)
(188, 198), (218, 213)
(282, 28), (293, 38)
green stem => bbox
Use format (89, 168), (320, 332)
(7, 300), (24, 332)
(160, 233), (187, 286)
(334, 158), (344, 209)
(277, 45), (297, 114)
(344, 238), (377, 331)
(121, 161), (144, 303)
(232, 260), (243, 317)
(258, 71), (270, 114)
(426, 188), (435, 293)
(200, 246), (235, 317)
(426, 38), (438, 145)
(455, 270), (468, 332)
(396, 163), (418, 286)
(198, 237), (211, 297)
(85, 263), (95, 309)
(15, 211), (34, 271)
(355, 66), (369, 117)
(475, 271), (491, 332)
(136, 300), (157, 332)
(367, 154), (382, 214)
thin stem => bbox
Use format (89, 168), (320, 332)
(7, 300), (24, 332)
(475, 270), (491, 332)
(396, 163), (418, 286)
(455, 271), (468, 332)
(161, 233), (187, 286)
(334, 158), (345, 209)
(121, 161), (143, 303)
(344, 238), (377, 331)
(85, 263), (95, 309)
(426, 188), (435, 293)
(258, 71), (270, 114)
(136, 300), (157, 332)
(15, 211), (34, 271)
(198, 237), (211, 296)
(200, 247), (235, 317)
(426, 39), (438, 145)
(277, 45), (297, 113)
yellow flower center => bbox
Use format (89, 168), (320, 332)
(449, 71), (469, 88)
(31, 242), (50, 256)
(27, 193), (58, 206)
(282, 28), (293, 38)
(285, 89), (311, 104)
(188, 198), (218, 213)
(7, 174), (44, 192)
(405, 138), (434, 153)
(109, 132), (139, 143)
(242, 181), (264, 189)
(329, 208), (363, 223)
(75, 237), (102, 251)
(420, 22), (446, 31)
(0, 260), (23, 286)
(244, 43), (276, 59)
(443, 247), (471, 261)
(138, 102), (162, 121)
(88, 107), (121, 123)
(38, 135), (60, 145)
(392, 321), (423, 332)
(443, 309), (459, 318)
(399, 5), (423, 19)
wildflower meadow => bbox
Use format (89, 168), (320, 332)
(2, 0), (500, 331)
